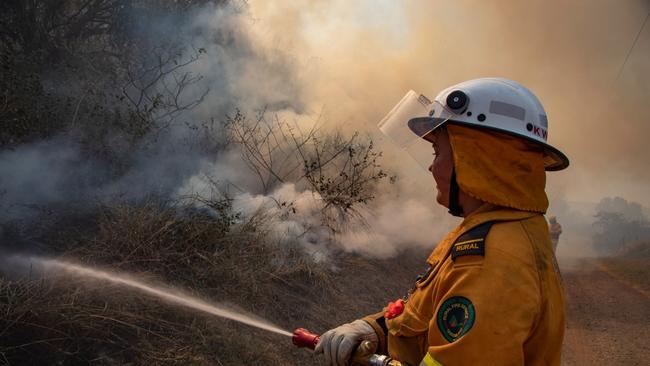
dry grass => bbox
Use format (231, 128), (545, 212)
(0, 198), (426, 365)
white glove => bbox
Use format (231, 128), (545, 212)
(314, 319), (378, 366)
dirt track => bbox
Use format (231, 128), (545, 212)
(560, 258), (650, 365)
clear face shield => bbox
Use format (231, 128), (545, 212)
(378, 90), (456, 169)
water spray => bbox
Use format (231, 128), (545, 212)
(11, 255), (292, 337)
(9, 255), (404, 365)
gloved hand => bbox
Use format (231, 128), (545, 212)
(314, 319), (379, 366)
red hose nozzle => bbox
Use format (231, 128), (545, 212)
(292, 328), (320, 350)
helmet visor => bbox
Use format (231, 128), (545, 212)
(378, 90), (455, 168)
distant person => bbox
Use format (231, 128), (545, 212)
(314, 78), (569, 365)
(548, 216), (563, 252)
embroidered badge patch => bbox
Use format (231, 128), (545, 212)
(436, 296), (475, 342)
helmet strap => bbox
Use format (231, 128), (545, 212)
(448, 168), (464, 217)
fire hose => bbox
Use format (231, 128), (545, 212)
(292, 328), (407, 366)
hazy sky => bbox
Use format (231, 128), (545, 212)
(243, 0), (650, 208)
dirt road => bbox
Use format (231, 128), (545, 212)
(560, 257), (650, 365)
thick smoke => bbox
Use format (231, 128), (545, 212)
(334, 197), (458, 258)
(3, 1), (649, 258)
(241, 0), (650, 257)
(246, 0), (650, 202)
(1, 3), (302, 216)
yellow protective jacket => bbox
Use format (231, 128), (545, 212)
(363, 203), (565, 366)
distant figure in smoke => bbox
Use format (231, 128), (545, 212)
(314, 78), (569, 365)
(548, 216), (563, 252)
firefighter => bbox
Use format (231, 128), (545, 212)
(548, 216), (563, 252)
(314, 78), (569, 366)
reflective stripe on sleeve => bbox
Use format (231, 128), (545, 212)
(419, 353), (443, 366)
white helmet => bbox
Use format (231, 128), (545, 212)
(378, 77), (569, 171)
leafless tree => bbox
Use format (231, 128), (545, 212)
(225, 111), (392, 231)
(120, 45), (209, 137)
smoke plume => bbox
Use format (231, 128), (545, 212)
(2, 0), (649, 258)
